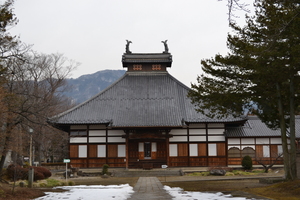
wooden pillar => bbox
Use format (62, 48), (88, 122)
(105, 127), (108, 165)
(187, 127), (190, 167)
(166, 132), (170, 167)
(125, 132), (129, 169)
(87, 125), (89, 168)
(206, 123), (209, 166)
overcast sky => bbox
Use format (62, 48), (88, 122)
(10, 0), (249, 86)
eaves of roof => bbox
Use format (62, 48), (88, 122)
(226, 116), (300, 138)
(50, 72), (245, 127)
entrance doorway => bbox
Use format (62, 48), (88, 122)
(144, 142), (151, 159)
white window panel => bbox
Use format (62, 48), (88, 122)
(277, 145), (283, 155)
(169, 144), (178, 157)
(139, 143), (144, 152)
(263, 145), (270, 157)
(152, 142), (157, 152)
(118, 145), (126, 157)
(189, 144), (198, 156)
(208, 144), (217, 156)
(78, 145), (87, 158)
(97, 145), (106, 157)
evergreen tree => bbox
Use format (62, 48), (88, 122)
(188, 0), (300, 180)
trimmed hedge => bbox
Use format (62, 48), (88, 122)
(6, 164), (51, 181)
(242, 155), (253, 170)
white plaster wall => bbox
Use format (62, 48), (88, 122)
(70, 137), (87, 143)
(89, 137), (106, 143)
(169, 136), (187, 142)
(189, 129), (206, 135)
(271, 138), (282, 144)
(228, 138), (240, 144)
(207, 129), (224, 135)
(189, 136), (206, 142)
(208, 135), (225, 141)
(241, 138), (255, 144)
(89, 130), (106, 136)
(108, 137), (125, 143)
(256, 138), (270, 144)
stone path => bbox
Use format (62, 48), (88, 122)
(127, 177), (173, 200)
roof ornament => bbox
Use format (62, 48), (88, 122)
(161, 40), (169, 53)
(125, 40), (132, 54)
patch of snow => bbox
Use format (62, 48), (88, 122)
(34, 184), (134, 200)
(163, 186), (250, 200)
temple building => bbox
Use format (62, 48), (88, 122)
(50, 41), (296, 169)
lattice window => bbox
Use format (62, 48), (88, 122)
(133, 64), (142, 70)
(152, 64), (161, 70)
(228, 147), (240, 158)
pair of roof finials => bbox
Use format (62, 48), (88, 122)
(125, 40), (169, 54)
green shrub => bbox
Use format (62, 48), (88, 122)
(102, 164), (109, 175)
(242, 155), (253, 170)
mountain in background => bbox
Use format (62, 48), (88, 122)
(65, 69), (126, 104)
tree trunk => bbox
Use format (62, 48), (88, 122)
(276, 82), (292, 180)
(289, 73), (297, 179)
(0, 155), (6, 174)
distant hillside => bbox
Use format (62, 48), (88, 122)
(65, 69), (126, 104)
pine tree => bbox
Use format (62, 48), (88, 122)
(188, 0), (300, 180)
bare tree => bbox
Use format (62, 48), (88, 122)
(0, 52), (78, 172)
(255, 153), (283, 173)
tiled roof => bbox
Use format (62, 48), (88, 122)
(50, 72), (245, 127)
(226, 115), (300, 138)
